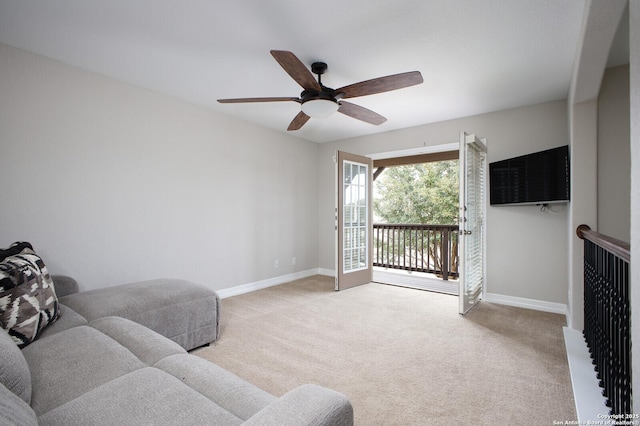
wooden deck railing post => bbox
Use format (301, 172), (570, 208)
(441, 229), (449, 281)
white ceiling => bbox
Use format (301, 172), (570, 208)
(0, 1), (593, 143)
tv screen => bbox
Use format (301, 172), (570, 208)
(489, 145), (570, 206)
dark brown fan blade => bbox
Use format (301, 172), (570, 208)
(271, 50), (322, 92)
(338, 101), (387, 125)
(336, 71), (423, 99)
(287, 111), (310, 131)
(217, 97), (300, 104)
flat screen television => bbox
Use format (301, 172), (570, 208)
(489, 145), (570, 206)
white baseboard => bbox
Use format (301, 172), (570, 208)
(217, 272), (569, 320)
(217, 269), (330, 299)
(562, 327), (608, 422)
(317, 268), (335, 277)
(483, 292), (568, 315)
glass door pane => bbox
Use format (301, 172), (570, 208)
(336, 151), (373, 290)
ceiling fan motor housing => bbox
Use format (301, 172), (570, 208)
(303, 62), (345, 103)
(301, 62), (339, 118)
(300, 88), (337, 103)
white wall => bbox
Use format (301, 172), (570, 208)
(565, 0), (628, 332)
(0, 43), (319, 292)
(317, 100), (569, 305)
(598, 65), (631, 242)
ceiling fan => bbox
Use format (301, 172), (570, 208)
(218, 50), (424, 131)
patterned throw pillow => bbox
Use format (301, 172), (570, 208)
(0, 242), (59, 348)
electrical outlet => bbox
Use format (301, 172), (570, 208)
(292, 257), (296, 266)
(274, 260), (279, 268)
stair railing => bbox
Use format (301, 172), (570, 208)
(576, 224), (631, 415)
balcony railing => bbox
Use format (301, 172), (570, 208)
(373, 224), (459, 280)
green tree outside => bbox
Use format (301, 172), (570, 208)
(372, 160), (460, 277)
(374, 160), (459, 225)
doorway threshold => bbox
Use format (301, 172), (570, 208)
(373, 268), (459, 296)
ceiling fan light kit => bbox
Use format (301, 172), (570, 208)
(218, 50), (423, 131)
(301, 99), (339, 118)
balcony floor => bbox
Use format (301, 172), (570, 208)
(373, 267), (459, 296)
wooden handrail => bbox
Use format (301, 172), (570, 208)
(576, 224), (630, 262)
(374, 223), (458, 230)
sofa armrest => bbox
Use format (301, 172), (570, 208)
(51, 275), (79, 297)
(242, 384), (353, 426)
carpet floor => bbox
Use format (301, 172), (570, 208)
(193, 275), (576, 425)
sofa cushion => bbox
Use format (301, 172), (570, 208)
(0, 242), (59, 348)
(37, 304), (89, 340)
(37, 367), (245, 426)
(22, 325), (146, 415)
(0, 382), (38, 426)
(89, 316), (186, 366)
(156, 354), (276, 421)
(0, 327), (31, 404)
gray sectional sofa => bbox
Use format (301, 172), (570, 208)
(0, 276), (354, 425)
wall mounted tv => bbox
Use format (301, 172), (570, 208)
(489, 145), (570, 206)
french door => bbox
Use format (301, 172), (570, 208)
(335, 150), (373, 290)
(458, 132), (487, 315)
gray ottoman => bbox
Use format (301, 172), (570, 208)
(50, 277), (220, 351)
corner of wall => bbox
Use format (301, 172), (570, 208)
(567, 99), (598, 331)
